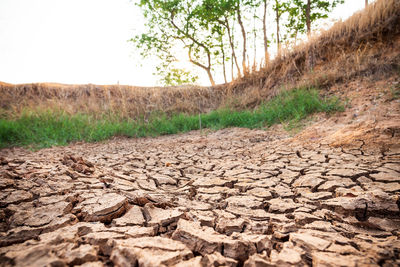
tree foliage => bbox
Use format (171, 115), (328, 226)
(132, 0), (345, 86)
(132, 0), (220, 86)
(285, 0), (344, 38)
(158, 67), (199, 86)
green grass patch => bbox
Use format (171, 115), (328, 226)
(0, 88), (343, 149)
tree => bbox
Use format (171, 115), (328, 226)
(235, 1), (248, 74)
(365, 0), (368, 8)
(133, 0), (343, 85)
(285, 0), (344, 37)
(273, 0), (286, 53)
(132, 0), (219, 86)
(193, 0), (238, 80)
(262, 0), (270, 63)
(195, 0), (255, 78)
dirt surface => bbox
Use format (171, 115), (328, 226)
(1, 80), (400, 266)
(0, 126), (399, 266)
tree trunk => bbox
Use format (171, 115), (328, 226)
(231, 51), (235, 80)
(170, 14), (215, 85)
(365, 0), (368, 7)
(253, 8), (257, 71)
(188, 47), (216, 86)
(225, 17), (241, 77)
(206, 68), (216, 86)
(263, 0), (269, 64)
(221, 42), (227, 83)
(306, 0), (311, 36)
(275, 0), (281, 54)
(237, 6), (248, 75)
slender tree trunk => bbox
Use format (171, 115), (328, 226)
(237, 6), (248, 75)
(206, 68), (216, 86)
(275, 0), (281, 54)
(231, 51), (235, 80)
(253, 8), (257, 71)
(263, 0), (269, 64)
(306, 0), (314, 71)
(306, 0), (311, 36)
(221, 42), (227, 83)
(248, 55), (252, 73)
(171, 15), (216, 85)
(225, 17), (241, 77)
(365, 0), (368, 7)
(188, 47), (215, 86)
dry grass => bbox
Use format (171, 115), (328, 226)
(0, 83), (226, 119)
(1, 0), (399, 118)
(227, 0), (400, 108)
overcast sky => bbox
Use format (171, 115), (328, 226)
(0, 0), (368, 86)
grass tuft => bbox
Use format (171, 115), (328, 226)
(0, 88), (343, 149)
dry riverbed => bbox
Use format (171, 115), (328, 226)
(0, 125), (399, 266)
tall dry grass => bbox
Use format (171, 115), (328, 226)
(226, 0), (400, 108)
(0, 83), (226, 119)
(1, 0), (399, 118)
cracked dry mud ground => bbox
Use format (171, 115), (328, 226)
(0, 128), (399, 266)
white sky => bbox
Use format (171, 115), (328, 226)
(0, 0), (368, 86)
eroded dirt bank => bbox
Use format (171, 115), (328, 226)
(0, 124), (399, 266)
